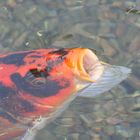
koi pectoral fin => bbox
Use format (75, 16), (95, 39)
(78, 65), (131, 97)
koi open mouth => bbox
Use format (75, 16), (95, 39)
(66, 48), (104, 82)
(82, 49), (104, 81)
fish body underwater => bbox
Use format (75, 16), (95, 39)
(0, 48), (131, 140)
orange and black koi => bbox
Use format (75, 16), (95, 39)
(0, 48), (131, 140)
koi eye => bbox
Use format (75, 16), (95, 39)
(25, 69), (47, 88)
(30, 77), (47, 88)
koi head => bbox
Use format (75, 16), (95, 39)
(0, 47), (131, 140)
(64, 48), (131, 96)
(65, 48), (104, 82)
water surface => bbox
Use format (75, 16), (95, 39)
(0, 0), (140, 140)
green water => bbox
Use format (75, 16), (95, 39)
(0, 0), (140, 140)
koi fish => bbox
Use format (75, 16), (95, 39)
(0, 48), (131, 140)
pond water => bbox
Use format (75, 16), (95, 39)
(0, 0), (140, 140)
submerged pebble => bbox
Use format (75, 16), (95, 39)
(35, 130), (57, 140)
(67, 133), (80, 140)
(115, 124), (134, 138)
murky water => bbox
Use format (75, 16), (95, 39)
(0, 0), (140, 140)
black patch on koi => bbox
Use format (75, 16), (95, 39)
(28, 55), (42, 58)
(19, 99), (35, 112)
(46, 56), (65, 71)
(11, 73), (69, 98)
(27, 51), (65, 76)
(0, 110), (17, 123)
(0, 82), (15, 99)
(48, 48), (68, 57)
(28, 56), (66, 78)
(0, 51), (32, 66)
(0, 97), (35, 117)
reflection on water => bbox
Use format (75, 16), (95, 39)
(0, 0), (140, 140)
